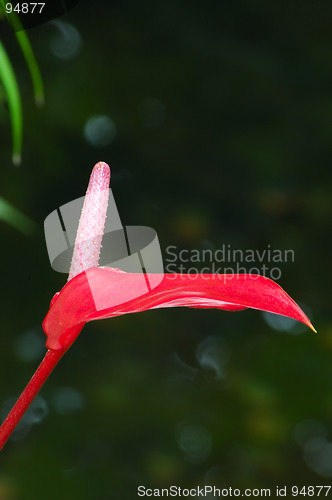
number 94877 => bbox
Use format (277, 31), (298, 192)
(5, 2), (45, 14)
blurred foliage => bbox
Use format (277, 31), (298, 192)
(0, 0), (332, 498)
(0, 195), (36, 234)
(0, 0), (44, 165)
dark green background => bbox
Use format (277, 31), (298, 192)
(0, 1), (331, 498)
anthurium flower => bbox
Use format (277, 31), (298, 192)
(0, 161), (315, 452)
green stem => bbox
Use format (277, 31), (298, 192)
(0, 41), (22, 165)
(15, 30), (44, 106)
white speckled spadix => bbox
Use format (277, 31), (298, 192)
(68, 162), (110, 281)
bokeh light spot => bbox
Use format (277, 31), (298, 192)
(262, 311), (306, 334)
(1, 395), (48, 441)
(13, 329), (45, 363)
(84, 115), (116, 147)
(177, 424), (212, 464)
(52, 386), (85, 415)
(50, 21), (82, 60)
(303, 438), (332, 477)
(196, 335), (231, 379)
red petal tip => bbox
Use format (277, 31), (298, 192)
(308, 322), (317, 333)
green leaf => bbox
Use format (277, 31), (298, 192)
(15, 30), (44, 106)
(0, 0), (44, 166)
(0, 196), (36, 235)
(0, 0), (5, 17)
(0, 0), (44, 105)
(0, 41), (22, 165)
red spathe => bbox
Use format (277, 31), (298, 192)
(43, 267), (315, 351)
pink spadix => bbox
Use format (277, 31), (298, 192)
(68, 161), (110, 281)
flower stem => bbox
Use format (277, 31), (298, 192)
(0, 162), (111, 451)
(0, 348), (67, 452)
